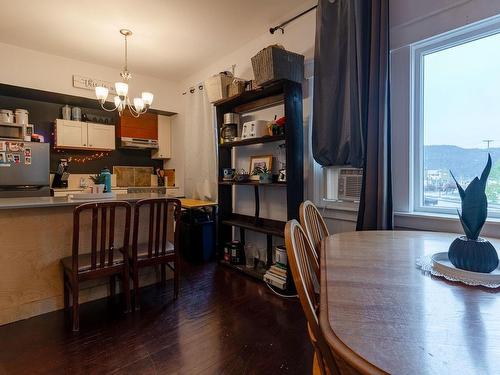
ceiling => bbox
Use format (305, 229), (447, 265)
(0, 0), (311, 81)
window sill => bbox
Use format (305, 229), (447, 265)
(395, 211), (500, 239)
(315, 200), (359, 222)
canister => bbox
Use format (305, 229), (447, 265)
(72, 107), (82, 121)
(15, 109), (29, 125)
(62, 105), (71, 120)
(0, 109), (13, 123)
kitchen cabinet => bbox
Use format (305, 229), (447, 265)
(55, 119), (115, 150)
(151, 115), (172, 159)
(87, 123), (115, 149)
(117, 111), (158, 140)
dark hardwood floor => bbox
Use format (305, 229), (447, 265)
(0, 262), (312, 375)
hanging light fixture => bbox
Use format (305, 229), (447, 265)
(95, 29), (154, 117)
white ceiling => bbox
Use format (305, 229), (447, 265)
(0, 0), (311, 81)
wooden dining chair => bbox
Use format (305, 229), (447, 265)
(130, 198), (181, 309)
(285, 219), (338, 375)
(61, 201), (132, 331)
(299, 200), (329, 259)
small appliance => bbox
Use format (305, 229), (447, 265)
(221, 112), (240, 143)
(120, 137), (159, 149)
(241, 120), (268, 139)
(0, 122), (24, 140)
(52, 159), (70, 188)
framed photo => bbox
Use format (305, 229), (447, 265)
(249, 155), (273, 180)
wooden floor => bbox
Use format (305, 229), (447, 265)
(0, 262), (312, 375)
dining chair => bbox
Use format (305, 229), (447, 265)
(130, 198), (181, 309)
(299, 200), (329, 259)
(61, 201), (132, 331)
(285, 219), (338, 375)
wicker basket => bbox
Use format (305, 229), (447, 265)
(205, 73), (234, 103)
(251, 45), (304, 86)
(227, 79), (246, 97)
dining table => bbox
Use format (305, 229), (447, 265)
(319, 230), (500, 375)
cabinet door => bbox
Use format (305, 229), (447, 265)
(87, 123), (116, 150)
(117, 111), (158, 139)
(55, 120), (87, 148)
(152, 115), (172, 159)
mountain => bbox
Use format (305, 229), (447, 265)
(424, 145), (498, 179)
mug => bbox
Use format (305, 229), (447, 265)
(222, 168), (235, 181)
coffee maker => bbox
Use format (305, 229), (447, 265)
(221, 113), (240, 143)
(52, 158), (70, 188)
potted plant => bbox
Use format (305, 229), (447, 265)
(448, 154), (499, 273)
(89, 173), (106, 194)
(252, 166), (272, 184)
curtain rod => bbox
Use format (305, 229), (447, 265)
(269, 4), (317, 34)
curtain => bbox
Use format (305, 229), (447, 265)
(312, 0), (392, 230)
(184, 87), (217, 201)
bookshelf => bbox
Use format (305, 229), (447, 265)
(215, 80), (304, 293)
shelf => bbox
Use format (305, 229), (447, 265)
(219, 180), (286, 187)
(219, 134), (285, 148)
(221, 213), (285, 237)
(220, 260), (266, 281)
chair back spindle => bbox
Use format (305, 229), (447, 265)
(300, 200), (329, 259)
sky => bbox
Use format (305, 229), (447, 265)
(423, 31), (500, 149)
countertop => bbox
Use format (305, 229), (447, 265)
(0, 193), (185, 210)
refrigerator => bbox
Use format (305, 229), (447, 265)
(0, 141), (50, 198)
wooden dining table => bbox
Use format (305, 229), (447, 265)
(320, 230), (500, 375)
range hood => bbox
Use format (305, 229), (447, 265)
(120, 137), (159, 149)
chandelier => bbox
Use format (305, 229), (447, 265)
(95, 29), (153, 117)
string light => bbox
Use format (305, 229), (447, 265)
(54, 149), (111, 163)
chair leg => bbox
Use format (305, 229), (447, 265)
(63, 273), (69, 311)
(122, 270), (131, 313)
(71, 281), (79, 332)
(160, 264), (166, 286)
(110, 275), (116, 298)
(132, 269), (140, 310)
(174, 257), (180, 300)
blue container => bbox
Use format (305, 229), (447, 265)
(101, 168), (112, 193)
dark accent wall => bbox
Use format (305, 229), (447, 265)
(0, 94), (163, 174)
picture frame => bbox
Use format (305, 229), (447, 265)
(249, 155), (273, 180)
(0, 152), (5, 163)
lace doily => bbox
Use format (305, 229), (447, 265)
(416, 254), (500, 288)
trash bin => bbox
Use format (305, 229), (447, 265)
(180, 208), (215, 263)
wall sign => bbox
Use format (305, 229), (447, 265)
(73, 75), (117, 94)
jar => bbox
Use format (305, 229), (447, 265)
(0, 109), (14, 123)
(61, 105), (71, 120)
(228, 241), (244, 265)
(72, 107), (82, 121)
(14, 109), (29, 125)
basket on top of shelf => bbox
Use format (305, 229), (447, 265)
(205, 72), (246, 103)
(251, 45), (305, 87)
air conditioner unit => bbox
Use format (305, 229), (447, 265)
(324, 167), (363, 201)
(338, 168), (363, 201)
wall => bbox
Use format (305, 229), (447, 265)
(0, 42), (181, 113)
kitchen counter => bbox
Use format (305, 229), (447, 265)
(0, 193), (182, 209)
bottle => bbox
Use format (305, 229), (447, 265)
(101, 168), (112, 193)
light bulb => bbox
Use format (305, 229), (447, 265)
(114, 96), (124, 112)
(141, 92), (154, 106)
(115, 82), (129, 98)
(134, 98), (144, 112)
(95, 86), (109, 102)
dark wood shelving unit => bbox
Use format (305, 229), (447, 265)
(219, 134), (285, 148)
(215, 79), (304, 293)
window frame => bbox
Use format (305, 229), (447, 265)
(411, 15), (500, 217)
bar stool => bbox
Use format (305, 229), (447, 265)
(130, 198), (181, 309)
(61, 201), (132, 331)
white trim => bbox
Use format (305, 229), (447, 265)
(410, 14), (500, 217)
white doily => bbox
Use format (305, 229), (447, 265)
(416, 254), (500, 288)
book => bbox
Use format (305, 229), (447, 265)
(264, 273), (287, 290)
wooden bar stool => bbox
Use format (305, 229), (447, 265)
(61, 201), (132, 331)
(130, 198), (181, 309)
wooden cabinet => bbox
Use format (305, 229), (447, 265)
(117, 111), (158, 140)
(55, 119), (115, 150)
(151, 115), (172, 159)
(87, 123), (115, 150)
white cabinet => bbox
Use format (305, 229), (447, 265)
(55, 119), (115, 150)
(87, 123), (115, 150)
(151, 115), (171, 159)
(55, 120), (87, 148)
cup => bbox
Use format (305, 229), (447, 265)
(245, 243), (256, 268)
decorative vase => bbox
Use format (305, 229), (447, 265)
(259, 173), (272, 184)
(448, 236), (499, 273)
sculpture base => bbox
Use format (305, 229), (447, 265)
(448, 236), (499, 273)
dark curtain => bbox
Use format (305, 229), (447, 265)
(312, 0), (392, 230)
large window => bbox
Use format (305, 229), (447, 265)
(413, 19), (500, 216)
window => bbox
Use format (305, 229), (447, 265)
(413, 17), (500, 217)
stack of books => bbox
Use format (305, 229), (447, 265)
(264, 264), (287, 290)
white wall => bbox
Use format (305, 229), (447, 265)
(0, 42), (181, 113)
